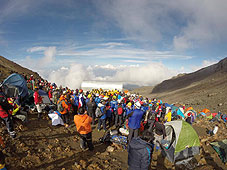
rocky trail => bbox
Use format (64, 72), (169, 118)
(1, 111), (227, 170)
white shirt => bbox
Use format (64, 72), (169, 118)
(213, 126), (218, 134)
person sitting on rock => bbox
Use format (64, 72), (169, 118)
(74, 107), (94, 151)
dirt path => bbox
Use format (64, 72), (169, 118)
(1, 112), (227, 170)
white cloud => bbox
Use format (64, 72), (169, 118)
(27, 46), (47, 53)
(122, 60), (146, 63)
(191, 59), (218, 71)
(27, 46), (56, 65)
(95, 0), (227, 50)
(83, 63), (177, 86)
(58, 43), (193, 61)
(48, 63), (87, 89)
(111, 62), (177, 86)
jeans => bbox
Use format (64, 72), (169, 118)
(98, 119), (106, 130)
(80, 132), (94, 151)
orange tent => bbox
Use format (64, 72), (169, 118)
(201, 108), (210, 114)
(124, 90), (129, 94)
(185, 107), (193, 112)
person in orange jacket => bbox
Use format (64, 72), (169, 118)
(74, 107), (94, 151)
(58, 91), (69, 128)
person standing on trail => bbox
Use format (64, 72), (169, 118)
(97, 100), (107, 132)
(58, 91), (69, 128)
(0, 86), (16, 139)
(33, 87), (43, 119)
(86, 97), (96, 125)
(74, 107), (94, 151)
(110, 96), (118, 123)
(127, 101), (144, 143)
(153, 117), (166, 151)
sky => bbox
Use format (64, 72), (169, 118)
(0, 0), (227, 89)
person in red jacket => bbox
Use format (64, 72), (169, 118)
(48, 89), (52, 102)
(33, 87), (43, 119)
(0, 86), (16, 138)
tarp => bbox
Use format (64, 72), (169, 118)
(39, 89), (51, 104)
(177, 109), (185, 118)
(165, 103), (172, 108)
(48, 112), (64, 126)
(185, 107), (193, 112)
(210, 139), (227, 163)
(2, 73), (28, 98)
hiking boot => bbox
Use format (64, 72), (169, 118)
(9, 131), (16, 139)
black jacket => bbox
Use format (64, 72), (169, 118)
(128, 137), (153, 170)
(87, 100), (96, 113)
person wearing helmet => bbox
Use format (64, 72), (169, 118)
(110, 96), (118, 124)
(127, 101), (144, 143)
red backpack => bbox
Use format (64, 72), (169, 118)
(117, 107), (123, 115)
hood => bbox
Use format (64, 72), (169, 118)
(129, 137), (152, 150)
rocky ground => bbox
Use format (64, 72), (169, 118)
(132, 72), (227, 114)
(1, 110), (227, 170)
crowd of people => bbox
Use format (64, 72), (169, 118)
(1, 73), (223, 170)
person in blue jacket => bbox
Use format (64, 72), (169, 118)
(128, 101), (144, 143)
(72, 92), (79, 115)
(97, 100), (107, 131)
(128, 131), (154, 170)
(110, 96), (118, 122)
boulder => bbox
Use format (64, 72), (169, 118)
(198, 158), (207, 165)
(106, 146), (114, 152)
(79, 159), (87, 169)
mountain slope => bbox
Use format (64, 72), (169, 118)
(132, 58), (227, 113)
(152, 57), (227, 93)
(0, 56), (41, 82)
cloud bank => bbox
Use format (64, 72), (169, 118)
(96, 0), (227, 50)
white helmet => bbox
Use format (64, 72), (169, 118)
(135, 101), (141, 109)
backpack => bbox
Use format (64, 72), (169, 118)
(95, 107), (103, 118)
(117, 107), (123, 115)
(57, 100), (64, 112)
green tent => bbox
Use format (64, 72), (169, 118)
(161, 120), (200, 163)
(210, 139), (227, 163)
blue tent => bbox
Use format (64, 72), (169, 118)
(2, 73), (28, 98)
(165, 103), (172, 108)
(39, 89), (51, 104)
(177, 109), (185, 118)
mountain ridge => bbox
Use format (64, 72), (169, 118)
(0, 56), (41, 82)
(152, 57), (227, 93)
